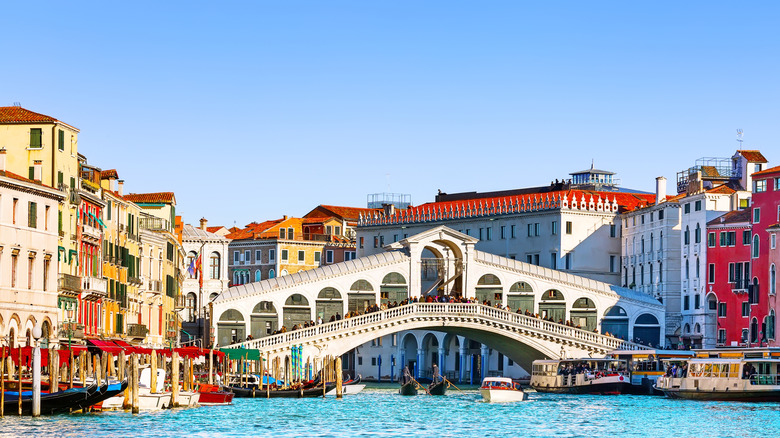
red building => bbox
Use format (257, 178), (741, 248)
(750, 165), (780, 346)
(707, 209), (753, 346)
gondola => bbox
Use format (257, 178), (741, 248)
(3, 381), (98, 415)
(78, 380), (129, 411)
(227, 383), (336, 398)
(399, 381), (418, 396)
(427, 379), (447, 396)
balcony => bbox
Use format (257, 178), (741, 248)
(127, 323), (149, 338)
(58, 322), (84, 339)
(732, 279), (750, 293)
(174, 294), (186, 310)
(58, 273), (82, 295)
(81, 223), (102, 242)
(81, 276), (107, 300)
(148, 280), (162, 293)
(140, 216), (171, 232)
(128, 276), (143, 286)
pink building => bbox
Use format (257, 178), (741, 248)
(750, 165), (780, 346)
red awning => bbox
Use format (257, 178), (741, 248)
(56, 345), (88, 364)
(1, 347), (50, 367)
(87, 339), (124, 354)
(175, 346), (225, 359)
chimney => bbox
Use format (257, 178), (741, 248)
(383, 203), (395, 216)
(33, 160), (43, 182)
(200, 217), (208, 231)
(655, 177), (667, 205)
(117, 180), (124, 196)
(283, 215), (288, 220)
(0, 148), (6, 173)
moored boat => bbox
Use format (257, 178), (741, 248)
(229, 383), (336, 398)
(198, 384), (235, 405)
(530, 359), (631, 394)
(480, 377), (528, 402)
(3, 381), (98, 415)
(655, 357), (780, 401)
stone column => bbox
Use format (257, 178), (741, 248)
(416, 348), (425, 380)
(437, 347), (446, 376)
(458, 339), (467, 384)
(480, 345), (489, 381)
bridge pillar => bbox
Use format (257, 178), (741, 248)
(458, 342), (467, 384)
(437, 347), (445, 376)
(480, 345), (489, 381)
(416, 348), (425, 379)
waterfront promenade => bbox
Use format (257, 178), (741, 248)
(2, 385), (780, 437)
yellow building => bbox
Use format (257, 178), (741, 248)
(0, 106), (81, 341)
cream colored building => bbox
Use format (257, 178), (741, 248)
(0, 150), (64, 348)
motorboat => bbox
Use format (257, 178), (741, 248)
(530, 359), (631, 394)
(655, 357), (780, 401)
(480, 377), (528, 402)
(198, 384), (235, 405)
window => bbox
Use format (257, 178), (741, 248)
(281, 249), (288, 262)
(256, 250), (262, 262)
(244, 250), (250, 263)
(754, 180), (767, 193)
(708, 232), (715, 247)
(708, 263), (715, 283)
(742, 302), (750, 317)
(776, 178), (780, 191)
(718, 329), (727, 345)
(393, 234), (398, 242)
(486, 227), (492, 241)
(29, 128), (42, 148)
(335, 226), (341, 235)
(479, 228), (483, 240)
(610, 224), (617, 238)
(314, 251), (321, 263)
(695, 224), (701, 244)
(209, 253), (220, 279)
(510, 225), (516, 238)
(359, 237), (364, 249)
(28, 202), (37, 228)
(610, 255), (617, 273)
(694, 200), (702, 211)
(28, 254), (34, 290)
(641, 215), (645, 224)
(12, 198), (18, 224)
(550, 252), (557, 269)
(279, 228), (286, 239)
(298, 250), (305, 263)
(288, 228), (294, 239)
(771, 264), (776, 295)
(552, 221), (558, 235)
(718, 302), (727, 317)
(326, 250), (334, 264)
(325, 225), (332, 235)
(753, 235), (760, 258)
(772, 234), (777, 250)
(565, 221), (572, 234)
(344, 251), (355, 261)
(658, 209), (664, 220)
(526, 254), (539, 265)
(684, 226), (690, 245)
(373, 236), (379, 248)
(565, 253), (572, 269)
(684, 203), (690, 214)
(527, 224), (533, 237)
(233, 251), (240, 264)
(683, 295), (689, 311)
(743, 230), (751, 245)
(269, 249), (275, 262)
(43, 257), (50, 291)
(500, 226), (506, 239)
(754, 208), (761, 224)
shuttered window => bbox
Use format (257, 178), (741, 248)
(29, 166), (35, 180)
(30, 128), (42, 148)
(58, 129), (65, 151)
(28, 202), (37, 228)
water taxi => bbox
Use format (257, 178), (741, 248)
(655, 357), (780, 401)
(530, 359), (631, 394)
(480, 377), (527, 402)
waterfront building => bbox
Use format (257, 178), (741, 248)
(747, 164), (780, 346)
(706, 209), (753, 346)
(619, 177), (683, 346)
(303, 204), (380, 241)
(0, 106), (81, 340)
(180, 218), (230, 347)
(127, 192), (185, 348)
(357, 166), (656, 286)
(0, 150), (64, 347)
(675, 151), (760, 348)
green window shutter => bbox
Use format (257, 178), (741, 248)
(58, 130), (65, 151)
(29, 167), (34, 180)
(58, 210), (63, 232)
(57, 171), (63, 188)
(30, 128), (42, 148)
(107, 201), (111, 220)
(70, 177), (75, 190)
(28, 202), (37, 228)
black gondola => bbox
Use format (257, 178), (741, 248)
(3, 381), (98, 415)
(75, 380), (129, 411)
(399, 381), (418, 396)
(227, 383), (336, 398)
(427, 379), (447, 396)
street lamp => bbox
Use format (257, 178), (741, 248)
(65, 301), (75, 350)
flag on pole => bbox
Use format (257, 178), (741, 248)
(196, 252), (203, 288)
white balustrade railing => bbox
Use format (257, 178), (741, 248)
(227, 303), (648, 352)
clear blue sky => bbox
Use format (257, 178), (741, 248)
(3, 1), (778, 227)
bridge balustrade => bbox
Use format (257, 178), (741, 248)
(227, 302), (647, 352)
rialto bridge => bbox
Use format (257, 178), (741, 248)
(212, 227), (662, 372)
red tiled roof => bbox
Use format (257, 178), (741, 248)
(738, 150), (768, 163)
(753, 165), (780, 177)
(707, 209), (751, 226)
(0, 106), (58, 124)
(125, 192), (176, 204)
(225, 220), (284, 240)
(100, 169), (119, 179)
(206, 226), (225, 233)
(0, 170), (42, 186)
(706, 184), (736, 195)
(306, 205), (381, 221)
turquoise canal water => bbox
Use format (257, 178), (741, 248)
(3, 384), (780, 437)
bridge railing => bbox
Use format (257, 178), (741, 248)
(226, 302), (648, 352)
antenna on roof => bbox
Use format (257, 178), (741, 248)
(736, 129), (744, 148)
(591, 159), (594, 170)
(12, 102), (21, 107)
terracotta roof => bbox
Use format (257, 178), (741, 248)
(753, 165), (780, 177)
(206, 226), (225, 233)
(706, 184), (736, 195)
(738, 150), (768, 163)
(100, 169), (119, 179)
(305, 205), (381, 221)
(124, 192), (176, 204)
(0, 106), (58, 124)
(700, 166), (721, 178)
(0, 170), (42, 186)
(707, 209), (751, 226)
(225, 220), (284, 240)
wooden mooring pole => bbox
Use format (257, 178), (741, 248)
(131, 353), (139, 414)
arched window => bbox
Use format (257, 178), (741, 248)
(696, 257), (700, 278)
(209, 252), (221, 279)
(650, 232), (654, 252)
(350, 280), (374, 292)
(771, 264), (776, 295)
(285, 294), (309, 306)
(186, 251), (197, 278)
(232, 271), (240, 285)
(684, 226), (690, 245)
(255, 270), (262, 282)
(186, 292), (197, 322)
(753, 235), (760, 258)
(685, 259), (690, 279)
(695, 223), (701, 244)
(768, 310), (776, 340)
(694, 323), (701, 334)
(477, 274), (501, 285)
(269, 269), (275, 279)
